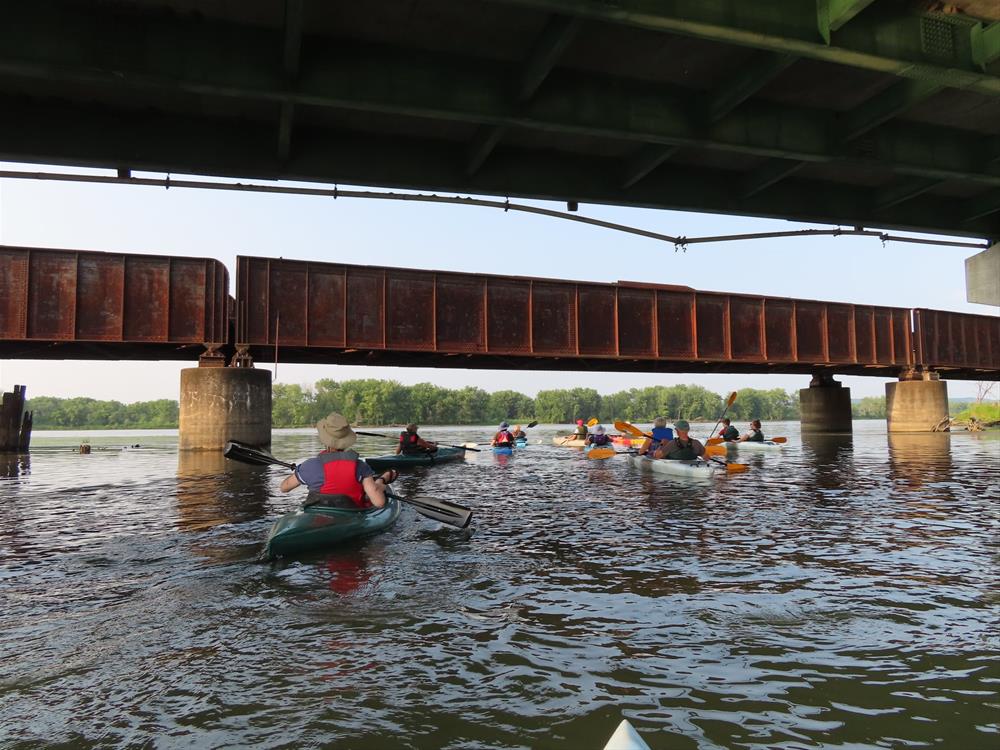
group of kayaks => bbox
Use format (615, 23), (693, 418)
(236, 419), (788, 560)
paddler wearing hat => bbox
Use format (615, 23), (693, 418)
(279, 412), (397, 508)
(652, 420), (707, 461)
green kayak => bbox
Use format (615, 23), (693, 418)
(264, 498), (401, 559)
(365, 446), (466, 472)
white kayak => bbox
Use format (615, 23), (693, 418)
(604, 719), (652, 750)
(724, 440), (783, 451)
(628, 453), (724, 479)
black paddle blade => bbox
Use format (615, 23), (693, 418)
(526, 421), (538, 428)
(389, 492), (473, 529)
(224, 441), (296, 470)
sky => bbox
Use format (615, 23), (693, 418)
(0, 163), (995, 403)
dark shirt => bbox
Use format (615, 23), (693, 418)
(721, 425), (739, 441)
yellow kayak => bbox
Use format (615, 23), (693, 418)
(552, 436), (587, 447)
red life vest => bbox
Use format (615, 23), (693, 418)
(399, 431), (424, 455)
(314, 450), (366, 507)
(495, 430), (513, 445)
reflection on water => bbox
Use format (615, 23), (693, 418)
(1, 422), (998, 750)
(0, 451), (29, 478)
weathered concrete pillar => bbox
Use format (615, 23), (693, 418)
(885, 372), (948, 433)
(799, 374), (853, 433)
(179, 367), (271, 450)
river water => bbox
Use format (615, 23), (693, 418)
(1, 422), (998, 749)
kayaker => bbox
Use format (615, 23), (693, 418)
(585, 425), (612, 447)
(718, 418), (740, 442)
(511, 424), (527, 441)
(279, 412), (398, 509)
(573, 419), (588, 438)
(637, 417), (674, 456)
(492, 422), (515, 448)
(396, 423), (438, 455)
(739, 419), (765, 443)
(653, 419), (707, 461)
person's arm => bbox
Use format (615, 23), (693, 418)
(694, 439), (706, 459)
(362, 476), (387, 508)
(279, 473), (301, 493)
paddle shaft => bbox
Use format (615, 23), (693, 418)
(708, 391), (738, 442)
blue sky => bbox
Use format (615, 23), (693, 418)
(0, 164), (994, 402)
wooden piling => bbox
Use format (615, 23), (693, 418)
(0, 385), (33, 452)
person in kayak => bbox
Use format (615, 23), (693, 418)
(511, 424), (527, 442)
(573, 419), (588, 438)
(718, 418), (740, 442)
(739, 419), (765, 443)
(396, 423), (438, 455)
(279, 412), (398, 509)
(653, 419), (707, 461)
(492, 422), (515, 448)
(585, 424), (612, 447)
(637, 417), (674, 456)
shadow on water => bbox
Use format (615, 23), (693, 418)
(0, 451), (30, 478)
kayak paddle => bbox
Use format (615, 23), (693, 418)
(353, 430), (482, 452)
(223, 441), (473, 528)
(707, 391), (738, 442)
(526, 421), (538, 428)
(586, 447), (617, 460)
(586, 417), (600, 427)
(614, 420), (651, 439)
(706, 435), (787, 446)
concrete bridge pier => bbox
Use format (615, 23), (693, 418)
(179, 353), (271, 451)
(885, 370), (948, 433)
(799, 374), (853, 433)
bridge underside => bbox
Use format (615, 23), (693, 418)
(0, 1), (998, 239)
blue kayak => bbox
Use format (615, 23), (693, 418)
(493, 446), (513, 455)
(264, 498), (402, 559)
(514, 438), (528, 448)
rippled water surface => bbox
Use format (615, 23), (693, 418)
(2, 422), (998, 749)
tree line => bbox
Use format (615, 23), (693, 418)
(25, 380), (801, 429)
(279, 380), (801, 425)
(24, 396), (179, 430)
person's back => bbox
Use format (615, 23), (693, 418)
(587, 425), (611, 446)
(640, 418), (673, 456)
(493, 422), (514, 447)
(280, 412), (395, 509)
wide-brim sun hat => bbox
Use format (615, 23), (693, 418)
(674, 419), (690, 431)
(500, 421), (509, 429)
(317, 412), (358, 450)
